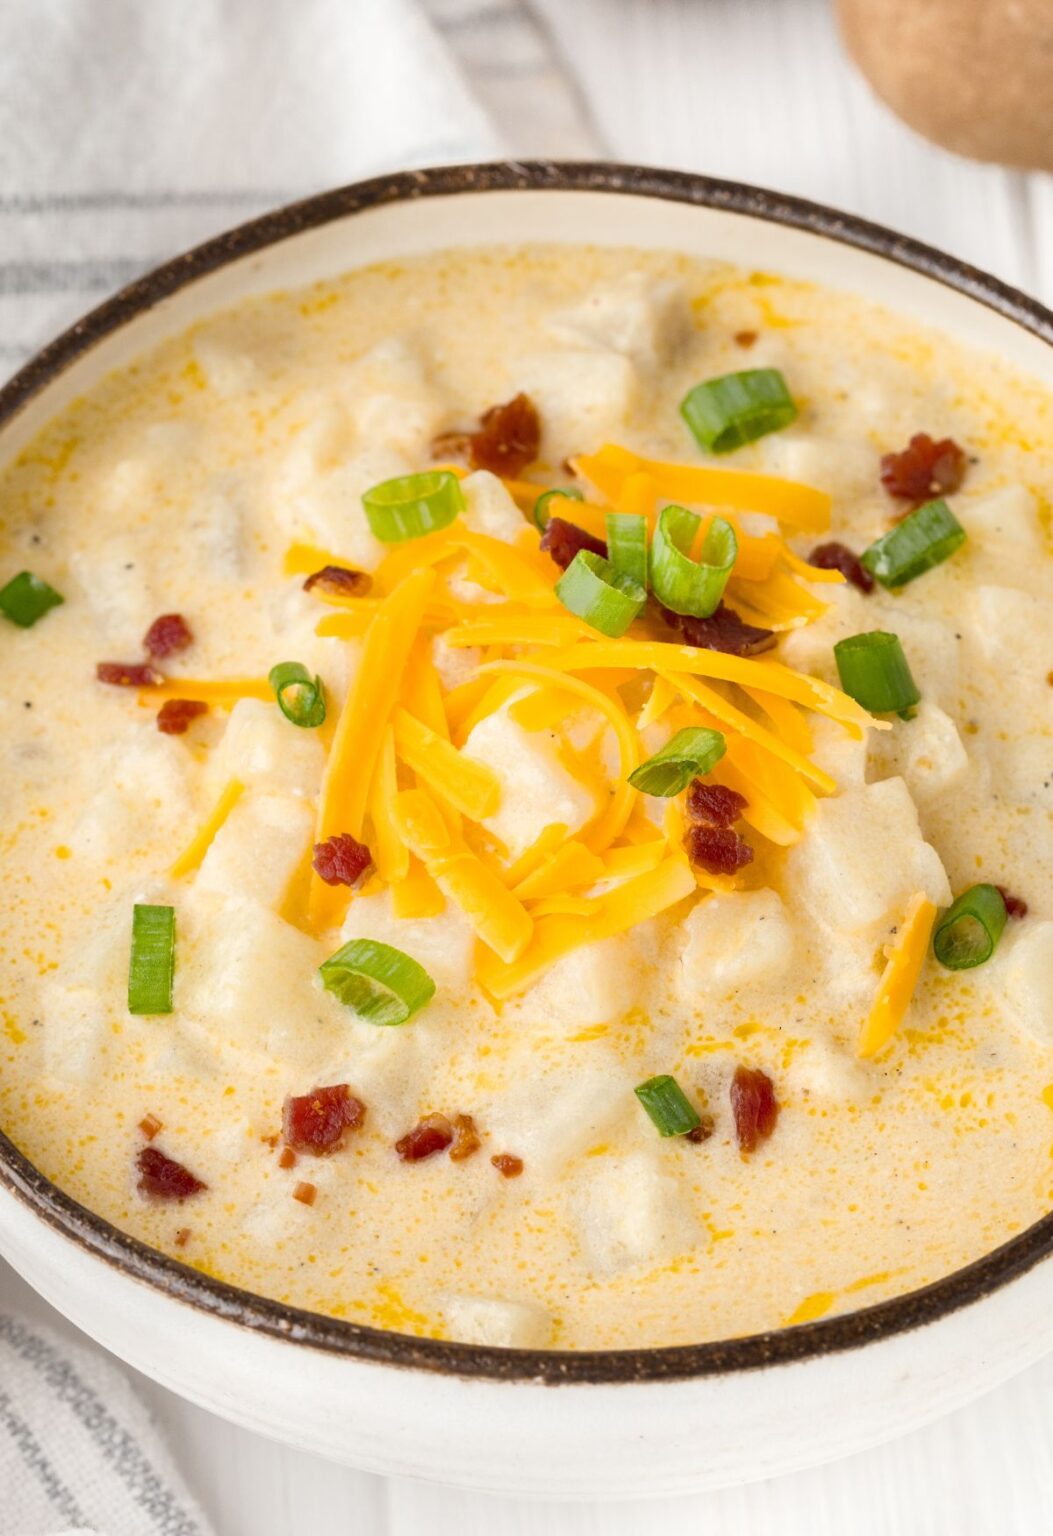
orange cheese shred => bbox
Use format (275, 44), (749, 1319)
(858, 895), (938, 1060)
(307, 568), (435, 931)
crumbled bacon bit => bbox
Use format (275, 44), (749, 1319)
(303, 564), (372, 598)
(174, 1227), (191, 1248)
(430, 429), (473, 464)
(659, 602), (776, 656)
(807, 541), (875, 595)
(282, 1083), (366, 1155)
(730, 1066), (779, 1154)
(996, 885), (1029, 919)
(686, 781), (748, 828)
(880, 433), (967, 505)
(143, 612), (193, 659)
(491, 1153), (524, 1178)
(734, 330), (759, 348)
(685, 1113), (715, 1144)
(448, 1113), (481, 1163)
(312, 833), (372, 888)
(684, 822), (754, 876)
(97, 661), (164, 688)
(138, 1113), (163, 1141)
(469, 392), (541, 478)
(156, 698), (208, 735)
(539, 517), (607, 570)
(278, 1146), (297, 1170)
(136, 1146), (206, 1201)
(293, 1181), (317, 1206)
(395, 1113), (453, 1162)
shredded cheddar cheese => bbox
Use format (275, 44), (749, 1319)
(574, 444), (832, 531)
(169, 778), (244, 879)
(858, 894), (938, 1059)
(307, 568), (435, 931)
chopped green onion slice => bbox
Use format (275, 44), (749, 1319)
(533, 485), (583, 530)
(128, 904), (175, 1015)
(268, 661), (326, 728)
(629, 726), (727, 796)
(635, 1074), (702, 1137)
(319, 938), (436, 1026)
(861, 499), (966, 589)
(680, 368), (798, 454)
(362, 470), (465, 543)
(833, 631), (920, 715)
(0, 570), (64, 628)
(555, 549), (646, 638)
(650, 504), (737, 619)
(606, 511), (649, 589)
(933, 884), (1007, 971)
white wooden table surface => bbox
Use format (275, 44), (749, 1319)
(4, 0), (1053, 1529)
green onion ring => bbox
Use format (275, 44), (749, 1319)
(628, 726), (727, 797)
(319, 938), (436, 1025)
(533, 485), (583, 531)
(605, 511), (649, 589)
(0, 570), (64, 628)
(650, 504), (737, 619)
(861, 499), (966, 590)
(555, 549), (646, 638)
(680, 368), (798, 454)
(362, 470), (465, 543)
(128, 904), (175, 1016)
(833, 631), (920, 715)
(933, 884), (1007, 971)
(635, 1074), (702, 1137)
(268, 661), (327, 729)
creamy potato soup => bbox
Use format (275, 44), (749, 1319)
(2, 246), (1052, 1351)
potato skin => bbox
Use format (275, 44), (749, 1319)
(836, 0), (1053, 170)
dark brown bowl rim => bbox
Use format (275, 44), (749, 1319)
(2, 160), (1053, 1386)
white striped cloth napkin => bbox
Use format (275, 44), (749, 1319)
(1, 1312), (211, 1536)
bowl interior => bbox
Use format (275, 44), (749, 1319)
(3, 162), (1053, 1384)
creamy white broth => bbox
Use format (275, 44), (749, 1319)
(2, 245), (1053, 1349)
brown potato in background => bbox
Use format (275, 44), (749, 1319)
(837, 0), (1053, 171)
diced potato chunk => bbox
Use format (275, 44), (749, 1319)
(869, 702), (969, 802)
(341, 889), (474, 992)
(785, 777), (950, 937)
(516, 348), (638, 461)
(38, 983), (113, 1086)
(546, 273), (691, 372)
(1005, 922), (1053, 1046)
(528, 934), (645, 1029)
(957, 485), (1042, 553)
(483, 1055), (627, 1178)
(574, 1151), (698, 1277)
(179, 895), (333, 1062)
(284, 442), (410, 572)
(810, 715), (868, 789)
(462, 710), (598, 861)
(677, 889), (794, 1001)
(70, 532), (159, 642)
(432, 632), (480, 690)
(967, 585), (1053, 686)
(197, 793), (314, 911)
(442, 1294), (552, 1349)
(342, 337), (446, 458)
(760, 434), (876, 502)
(216, 698), (325, 798)
(460, 470), (527, 542)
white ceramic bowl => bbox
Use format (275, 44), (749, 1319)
(3, 163), (1053, 1500)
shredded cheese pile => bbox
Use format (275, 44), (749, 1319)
(152, 444), (914, 1022)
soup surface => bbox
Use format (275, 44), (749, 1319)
(1, 245), (1052, 1350)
